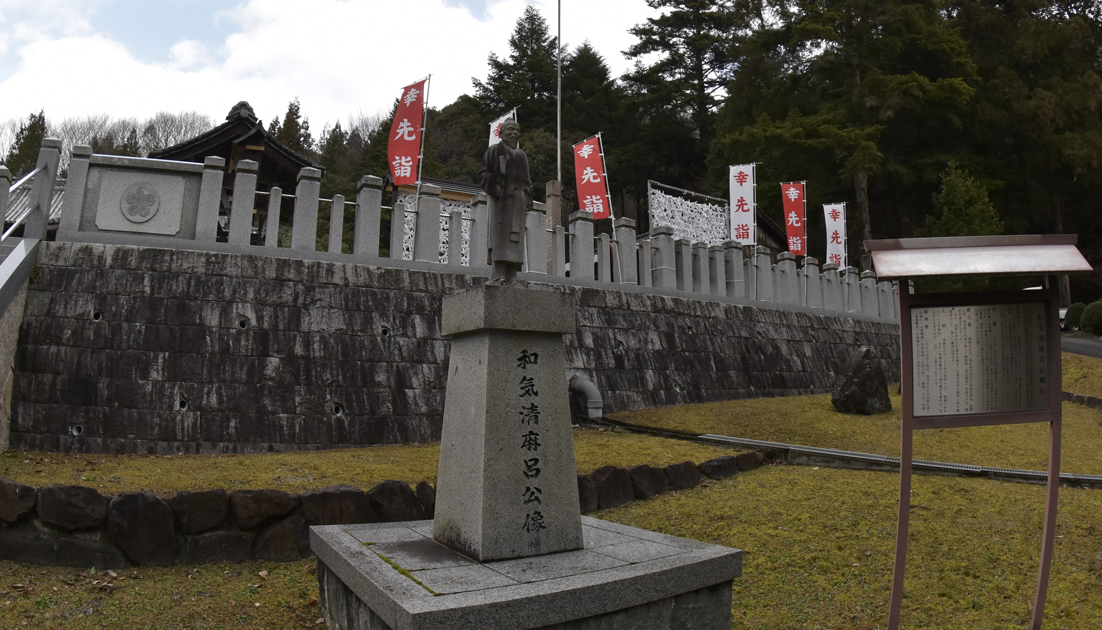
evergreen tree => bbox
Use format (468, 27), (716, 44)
(915, 162), (1003, 292)
(624, 0), (741, 181)
(473, 6), (560, 132)
(3, 110), (47, 177)
(714, 0), (977, 268)
(271, 99), (315, 158)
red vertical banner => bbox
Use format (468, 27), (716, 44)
(573, 134), (612, 219)
(387, 80), (427, 186)
(780, 181), (806, 255)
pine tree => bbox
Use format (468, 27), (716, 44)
(624, 1), (740, 157)
(3, 110), (47, 177)
(473, 6), (560, 132)
(272, 99), (315, 158)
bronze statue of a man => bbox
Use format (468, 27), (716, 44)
(477, 119), (532, 282)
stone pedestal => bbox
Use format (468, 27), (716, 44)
(311, 516), (742, 630)
(433, 283), (583, 561)
(309, 281), (742, 630)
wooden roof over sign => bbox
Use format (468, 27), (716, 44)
(866, 234), (1092, 279)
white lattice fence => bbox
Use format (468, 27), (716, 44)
(648, 186), (728, 246)
(394, 191), (471, 265)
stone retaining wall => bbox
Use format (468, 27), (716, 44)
(0, 451), (774, 568)
(9, 242), (899, 454)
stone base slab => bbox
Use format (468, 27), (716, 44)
(310, 516), (742, 630)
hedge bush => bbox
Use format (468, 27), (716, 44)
(1065, 302), (1087, 330)
(1079, 301), (1102, 335)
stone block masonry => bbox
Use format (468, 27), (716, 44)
(8, 242), (899, 454)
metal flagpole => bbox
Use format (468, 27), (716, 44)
(415, 74), (432, 202)
(802, 180), (808, 306)
(596, 132), (614, 220)
(557, 0), (562, 183)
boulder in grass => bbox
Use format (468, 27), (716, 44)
(415, 481), (436, 517)
(831, 346), (892, 414)
(665, 461), (702, 491)
(255, 515), (310, 562)
(301, 484), (378, 526)
(590, 466), (633, 510)
(230, 489), (298, 530)
(628, 465), (668, 500)
(368, 480), (427, 522)
(698, 456), (739, 480)
(37, 485), (107, 531)
(169, 489), (228, 534)
(106, 491), (178, 566)
(0, 477), (37, 523)
(577, 475), (599, 514)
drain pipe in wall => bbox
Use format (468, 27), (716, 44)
(568, 375), (603, 420)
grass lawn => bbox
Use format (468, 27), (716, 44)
(599, 465), (1102, 630)
(609, 352), (1102, 474)
(0, 429), (733, 496)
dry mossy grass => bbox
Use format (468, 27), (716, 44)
(598, 465), (1102, 630)
(611, 353), (1102, 475)
(1060, 351), (1102, 398)
(0, 559), (322, 628)
(0, 429), (731, 495)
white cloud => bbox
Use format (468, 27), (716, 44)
(169, 39), (208, 70)
(0, 0), (658, 133)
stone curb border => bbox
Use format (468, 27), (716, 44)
(0, 451), (775, 569)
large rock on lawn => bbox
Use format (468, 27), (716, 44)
(37, 485), (106, 531)
(831, 346), (892, 414)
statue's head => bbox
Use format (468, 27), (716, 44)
(500, 119), (520, 148)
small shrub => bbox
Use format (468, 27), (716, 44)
(1080, 301), (1102, 335)
(1065, 302), (1087, 330)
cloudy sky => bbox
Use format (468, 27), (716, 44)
(0, 0), (659, 131)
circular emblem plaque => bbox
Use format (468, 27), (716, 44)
(120, 182), (160, 223)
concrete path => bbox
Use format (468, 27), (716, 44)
(1062, 335), (1102, 357)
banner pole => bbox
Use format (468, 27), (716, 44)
(415, 75), (432, 202)
(596, 132), (614, 220)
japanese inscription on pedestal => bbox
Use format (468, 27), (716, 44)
(911, 303), (1047, 416)
(516, 349), (546, 533)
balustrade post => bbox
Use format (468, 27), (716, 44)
(196, 156), (226, 242)
(414, 184), (442, 263)
(859, 270), (878, 316)
(524, 201), (547, 274)
(803, 256), (822, 309)
(390, 201), (407, 261)
(597, 232), (612, 282)
(0, 167), (10, 223)
(822, 262), (842, 312)
(775, 252), (798, 305)
(651, 226), (676, 289)
(328, 194), (345, 254)
(264, 186), (282, 247)
(469, 193), (489, 267)
(614, 218), (638, 284)
(25, 138), (61, 240)
(568, 210), (595, 281)
(229, 159), (258, 245)
(448, 210), (464, 267)
(723, 240), (743, 298)
(551, 226), (567, 277)
(754, 246), (774, 302)
(354, 175), (383, 257)
(709, 245), (726, 296)
(638, 236), (653, 288)
(675, 238), (692, 291)
(57, 145), (92, 239)
(291, 167), (322, 251)
(843, 267), (861, 313)
(692, 242), (709, 294)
